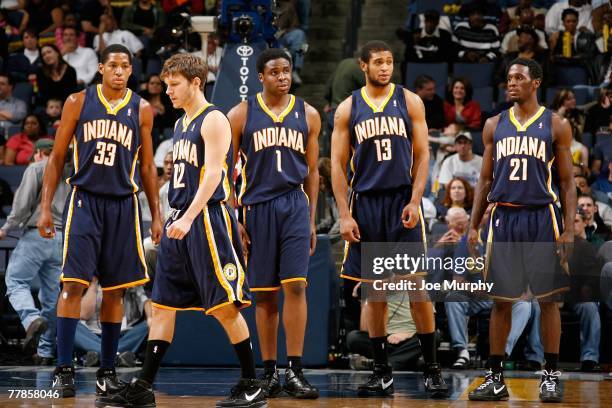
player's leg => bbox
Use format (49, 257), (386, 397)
(278, 190), (317, 398)
(254, 291), (282, 397)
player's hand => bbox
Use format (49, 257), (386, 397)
(37, 210), (56, 239)
(166, 216), (193, 240)
(340, 216), (360, 243)
(557, 230), (574, 268)
(401, 203), (419, 229)
(238, 222), (250, 258)
(309, 223), (317, 256)
(467, 227), (480, 258)
(0, 229), (6, 240)
(150, 218), (162, 245)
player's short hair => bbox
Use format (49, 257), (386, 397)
(507, 58), (543, 81)
(414, 74), (434, 90)
(359, 40), (393, 63)
(160, 53), (208, 90)
(101, 44), (132, 64)
(562, 8), (579, 21)
(256, 48), (292, 74)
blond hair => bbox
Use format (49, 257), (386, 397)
(160, 53), (208, 90)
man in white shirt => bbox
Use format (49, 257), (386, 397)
(437, 132), (483, 189)
(545, 0), (594, 33)
(61, 26), (98, 86)
(93, 12), (143, 57)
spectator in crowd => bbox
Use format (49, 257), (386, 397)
(347, 286), (421, 371)
(36, 44), (77, 105)
(204, 33), (222, 99)
(437, 132), (483, 189)
(549, 8), (589, 62)
(24, 0), (63, 36)
(578, 193), (611, 244)
(593, 161), (612, 200)
(415, 75), (445, 131)
(120, 0), (166, 46)
(1, 138), (70, 365)
(551, 88), (585, 136)
(595, 9), (612, 54)
(140, 74), (179, 142)
(436, 177), (474, 220)
(591, 123), (612, 176)
(501, 6), (548, 54)
(569, 207), (605, 371)
(502, 0), (547, 33)
(570, 129), (590, 176)
(42, 98), (61, 129)
(81, 0), (110, 46)
(545, 0), (594, 34)
(0, 3), (28, 35)
(403, 9), (453, 63)
(586, 87), (612, 135)
(575, 173), (612, 226)
(94, 11), (144, 57)
(0, 73), (27, 140)
(444, 78), (482, 130)
(4, 114), (47, 165)
(55, 13), (86, 52)
(275, 0), (307, 85)
(61, 26), (98, 87)
(454, 6), (500, 63)
(6, 29), (40, 83)
(593, 30), (612, 86)
(316, 157), (338, 235)
(75, 277), (151, 367)
(496, 25), (550, 89)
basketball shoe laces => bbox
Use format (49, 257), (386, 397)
(541, 370), (561, 392)
(477, 370), (497, 390)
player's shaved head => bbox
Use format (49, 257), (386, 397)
(161, 53), (207, 90)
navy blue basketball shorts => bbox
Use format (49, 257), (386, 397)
(152, 203), (251, 314)
(341, 188), (427, 282)
(242, 188), (311, 291)
(61, 188), (148, 290)
(484, 203), (570, 300)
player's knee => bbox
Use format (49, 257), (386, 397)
(282, 281), (306, 297)
(255, 291), (279, 306)
(210, 304), (240, 323)
(152, 305), (176, 322)
(60, 282), (87, 299)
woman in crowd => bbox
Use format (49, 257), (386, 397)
(3, 114), (47, 165)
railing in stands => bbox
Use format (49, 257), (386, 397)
(342, 0), (363, 58)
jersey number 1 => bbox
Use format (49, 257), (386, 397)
(509, 158), (528, 181)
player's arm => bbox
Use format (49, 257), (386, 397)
(167, 111), (231, 240)
(552, 113), (577, 239)
(402, 89), (430, 228)
(304, 102), (321, 255)
(226, 101), (250, 254)
(139, 99), (162, 244)
(227, 101), (248, 208)
(469, 116), (499, 236)
(331, 96), (360, 243)
(37, 91), (85, 238)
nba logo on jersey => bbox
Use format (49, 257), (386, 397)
(128, 108), (132, 116)
(393, 100), (397, 107)
(295, 112), (299, 119)
(539, 122), (543, 129)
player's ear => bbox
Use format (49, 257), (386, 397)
(533, 78), (541, 89)
(258, 72), (264, 83)
(98, 62), (104, 75)
(192, 77), (201, 89)
(359, 59), (367, 73)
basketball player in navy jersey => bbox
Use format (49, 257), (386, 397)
(100, 53), (265, 408)
(467, 59), (575, 403)
(331, 41), (448, 398)
(227, 48), (320, 399)
(37, 44), (162, 402)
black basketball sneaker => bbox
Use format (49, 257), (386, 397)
(539, 370), (562, 403)
(423, 363), (449, 398)
(96, 377), (156, 408)
(216, 378), (266, 408)
(283, 367), (319, 399)
(260, 369), (282, 398)
(357, 364), (394, 397)
(51, 366), (75, 398)
(468, 370), (509, 401)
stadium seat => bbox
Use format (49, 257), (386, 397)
(545, 87), (560, 105)
(572, 87), (590, 105)
(405, 62), (447, 97)
(471, 131), (484, 156)
(473, 87), (493, 113)
(132, 57), (143, 82)
(453, 62), (495, 88)
(555, 65), (589, 87)
(0, 165), (27, 192)
(13, 82), (32, 105)
(145, 57), (163, 77)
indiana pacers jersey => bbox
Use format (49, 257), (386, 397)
(238, 93), (309, 205)
(69, 84), (142, 196)
(348, 84), (413, 193)
(488, 106), (558, 206)
(168, 104), (231, 210)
